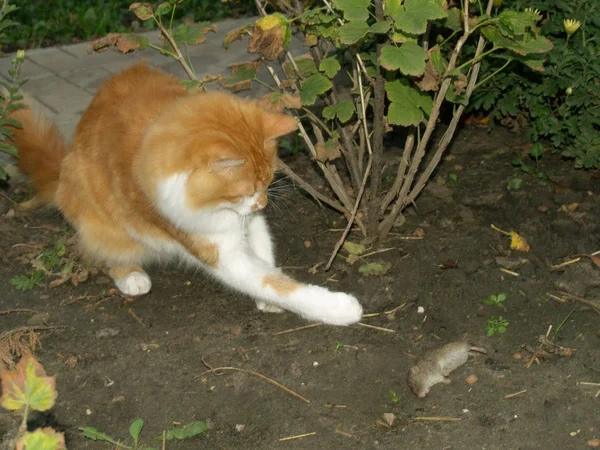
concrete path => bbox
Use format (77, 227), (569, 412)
(0, 16), (296, 138)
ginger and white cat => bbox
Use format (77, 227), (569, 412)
(11, 62), (362, 325)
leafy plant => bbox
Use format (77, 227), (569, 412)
(389, 389), (399, 404)
(470, 0), (600, 169)
(81, 417), (208, 449)
(89, 0), (551, 260)
(482, 292), (507, 309)
(9, 271), (44, 291)
(0, 354), (65, 449)
(0, 0), (27, 180)
(334, 341), (344, 353)
(485, 316), (509, 336)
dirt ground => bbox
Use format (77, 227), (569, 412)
(1, 126), (599, 450)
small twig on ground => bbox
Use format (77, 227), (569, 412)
(359, 247), (395, 259)
(577, 381), (600, 387)
(0, 192), (17, 205)
(384, 302), (409, 315)
(162, 431), (166, 450)
(504, 389), (527, 399)
(361, 313), (380, 318)
(127, 308), (146, 327)
(272, 323), (321, 336)
(550, 257), (581, 270)
(198, 360), (310, 403)
(357, 323), (395, 333)
(499, 268), (520, 277)
(237, 346), (249, 362)
(555, 291), (600, 315)
(278, 432), (316, 442)
(335, 424), (353, 438)
(325, 404), (347, 408)
(0, 308), (40, 316)
(412, 417), (462, 422)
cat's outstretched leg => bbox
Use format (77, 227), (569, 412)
(203, 246), (362, 325)
(246, 214), (284, 313)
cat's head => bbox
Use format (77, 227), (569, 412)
(138, 91), (297, 216)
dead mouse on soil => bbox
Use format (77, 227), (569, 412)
(407, 341), (487, 398)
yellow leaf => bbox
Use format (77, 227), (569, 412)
(1, 355), (57, 412)
(343, 241), (366, 255)
(17, 428), (66, 450)
(510, 232), (530, 252)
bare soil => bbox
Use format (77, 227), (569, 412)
(1, 127), (599, 450)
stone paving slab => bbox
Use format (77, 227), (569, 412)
(1, 16), (308, 137)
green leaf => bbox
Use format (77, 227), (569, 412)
(300, 74), (333, 106)
(130, 418), (144, 445)
(498, 10), (540, 36)
(81, 427), (121, 445)
(370, 19), (392, 34)
(21, 429), (63, 450)
(343, 241), (366, 255)
(497, 293), (506, 302)
(385, 0), (403, 18)
(319, 57), (341, 78)
(481, 26), (553, 55)
(154, 2), (172, 16)
(224, 66), (256, 85)
(359, 262), (392, 276)
(0, 355), (56, 412)
(0, 141), (18, 157)
(165, 421), (209, 440)
(333, 0), (371, 22)
(385, 79), (432, 126)
(0, 164), (7, 181)
(392, 0), (447, 35)
(338, 21), (370, 44)
(323, 101), (355, 123)
(380, 42), (427, 76)
(443, 8), (462, 32)
(173, 22), (217, 45)
(129, 2), (153, 21)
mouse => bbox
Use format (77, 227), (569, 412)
(407, 341), (487, 398)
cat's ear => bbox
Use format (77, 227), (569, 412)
(211, 158), (246, 173)
(263, 113), (298, 141)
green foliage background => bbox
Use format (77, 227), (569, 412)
(470, 0), (600, 169)
(1, 0), (257, 51)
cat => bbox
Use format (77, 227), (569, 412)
(10, 62), (363, 326)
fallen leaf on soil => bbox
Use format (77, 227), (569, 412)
(343, 241), (366, 256)
(591, 256), (600, 269)
(359, 262), (392, 276)
(465, 374), (478, 385)
(412, 228), (425, 238)
(315, 139), (341, 163)
(304, 240), (312, 248)
(510, 232), (530, 252)
(464, 116), (489, 126)
(559, 203), (579, 213)
(16, 427), (66, 450)
(0, 354), (57, 412)
(587, 438), (600, 448)
(557, 347), (575, 357)
(439, 259), (458, 269)
(346, 254), (359, 265)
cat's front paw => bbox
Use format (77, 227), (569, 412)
(115, 271), (152, 296)
(292, 287), (363, 325)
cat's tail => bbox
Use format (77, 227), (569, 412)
(9, 106), (69, 207)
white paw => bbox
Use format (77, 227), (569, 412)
(115, 271), (152, 296)
(290, 287), (363, 326)
(256, 301), (285, 313)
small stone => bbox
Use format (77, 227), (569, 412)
(94, 328), (120, 338)
(382, 413), (395, 427)
(86, 409), (92, 415)
(26, 312), (51, 326)
(465, 374), (478, 385)
(417, 306), (425, 314)
(235, 424), (245, 432)
(512, 352), (523, 360)
(304, 240), (312, 248)
(313, 361), (319, 367)
(538, 205), (549, 213)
